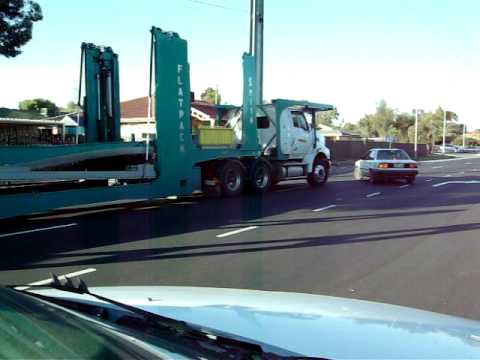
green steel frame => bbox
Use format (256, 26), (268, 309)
(81, 43), (121, 143)
(0, 27), (261, 219)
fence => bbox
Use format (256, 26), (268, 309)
(326, 139), (429, 161)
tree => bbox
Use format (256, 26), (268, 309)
(0, 0), (43, 58)
(200, 87), (221, 105)
(392, 113), (414, 143)
(358, 100), (395, 138)
(315, 109), (339, 127)
(342, 122), (359, 133)
(19, 98), (58, 116)
(452, 136), (479, 147)
(61, 101), (78, 113)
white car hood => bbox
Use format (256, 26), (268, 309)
(34, 286), (480, 359)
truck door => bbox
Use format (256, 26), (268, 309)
(290, 111), (311, 158)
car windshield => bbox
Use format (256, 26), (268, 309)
(1, 1), (480, 359)
(377, 150), (411, 160)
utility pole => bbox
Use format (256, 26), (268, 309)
(250, 0), (264, 105)
(215, 84), (219, 105)
(442, 109), (447, 153)
(463, 123), (466, 148)
(414, 109), (419, 158)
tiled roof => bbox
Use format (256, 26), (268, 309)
(120, 97), (149, 118)
(120, 97), (216, 119)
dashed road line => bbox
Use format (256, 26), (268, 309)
(366, 192), (381, 198)
(216, 226), (258, 238)
(433, 180), (480, 188)
(465, 162), (473, 165)
(425, 179), (433, 182)
(15, 268), (97, 291)
(313, 205), (337, 212)
(399, 184), (410, 189)
(0, 223), (78, 239)
(432, 166), (444, 169)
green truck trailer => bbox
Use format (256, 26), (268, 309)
(0, 27), (334, 220)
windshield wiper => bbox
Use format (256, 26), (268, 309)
(11, 276), (318, 360)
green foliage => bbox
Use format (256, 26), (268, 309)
(342, 122), (359, 133)
(0, 0), (43, 58)
(392, 113), (414, 143)
(200, 87), (221, 105)
(358, 100), (394, 137)
(19, 98), (58, 116)
(350, 101), (459, 145)
(315, 109), (339, 127)
(452, 136), (479, 146)
(61, 101), (78, 113)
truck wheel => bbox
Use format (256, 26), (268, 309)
(218, 160), (245, 197)
(307, 158), (329, 187)
(249, 159), (273, 193)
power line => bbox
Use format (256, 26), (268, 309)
(185, 0), (248, 13)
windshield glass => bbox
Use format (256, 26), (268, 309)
(1, 0), (480, 359)
(0, 287), (156, 359)
(377, 149), (411, 160)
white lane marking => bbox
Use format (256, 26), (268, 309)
(465, 162), (473, 165)
(399, 184), (410, 189)
(425, 179), (433, 182)
(0, 223), (78, 239)
(216, 226), (258, 238)
(420, 157), (462, 163)
(275, 186), (308, 193)
(432, 166), (444, 169)
(16, 268), (97, 291)
(443, 174), (452, 178)
(313, 205), (337, 212)
(366, 192), (381, 198)
(433, 180), (480, 188)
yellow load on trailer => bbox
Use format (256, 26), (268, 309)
(197, 127), (235, 146)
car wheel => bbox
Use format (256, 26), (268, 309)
(369, 172), (381, 184)
(407, 176), (416, 184)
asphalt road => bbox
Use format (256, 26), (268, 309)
(1, 153), (480, 320)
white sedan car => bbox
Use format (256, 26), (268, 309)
(354, 148), (418, 184)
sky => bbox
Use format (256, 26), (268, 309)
(0, 0), (479, 129)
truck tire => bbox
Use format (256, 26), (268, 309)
(218, 160), (245, 197)
(249, 159), (273, 193)
(307, 158), (329, 187)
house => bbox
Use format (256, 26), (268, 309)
(120, 96), (217, 142)
(0, 108), (84, 145)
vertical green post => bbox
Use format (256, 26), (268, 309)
(82, 43), (121, 143)
(151, 27), (194, 193)
(241, 53), (259, 151)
